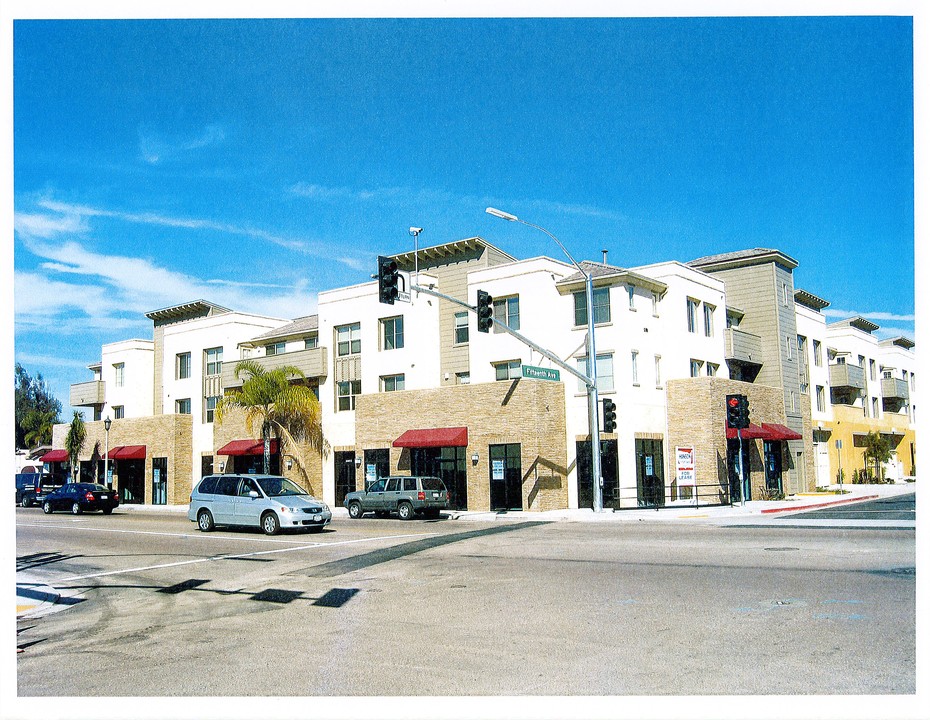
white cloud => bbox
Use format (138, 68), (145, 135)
(13, 211), (88, 239)
(138, 123), (226, 165)
(824, 308), (915, 323)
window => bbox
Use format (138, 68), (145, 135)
(454, 312), (469, 345)
(703, 304), (715, 337)
(655, 355), (662, 387)
(816, 386), (826, 412)
(265, 342), (286, 356)
(813, 340), (822, 366)
(382, 316), (404, 350)
(493, 296), (520, 332)
(494, 360), (522, 382)
(652, 292), (660, 316)
(205, 347), (223, 376)
(205, 396), (219, 423)
(176, 353), (192, 379)
(113, 405), (125, 419)
(786, 337), (793, 360)
(114, 363), (124, 387)
(869, 359), (877, 381)
(337, 323), (361, 357)
(790, 391), (797, 412)
(627, 286), (635, 310)
(337, 380), (361, 411)
(631, 350), (639, 385)
(576, 354), (614, 393)
(686, 298), (699, 333)
(690, 359), (703, 378)
(381, 374), (405, 392)
(858, 354), (866, 368)
(707, 362), (719, 377)
(304, 335), (318, 349)
(456, 372), (470, 385)
(176, 398), (191, 415)
(872, 397), (880, 418)
(574, 287), (610, 326)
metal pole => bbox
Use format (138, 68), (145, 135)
(104, 417), (111, 490)
(738, 427), (746, 506)
(584, 272), (603, 513)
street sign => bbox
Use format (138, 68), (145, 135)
(396, 270), (411, 303)
(522, 364), (560, 381)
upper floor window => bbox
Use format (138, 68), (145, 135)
(786, 337), (793, 360)
(337, 380), (361, 411)
(381, 316), (404, 351)
(652, 292), (660, 316)
(114, 363), (124, 387)
(631, 350), (639, 385)
(627, 286), (635, 310)
(813, 339), (822, 366)
(493, 296), (520, 332)
(177, 352), (191, 380)
(304, 334), (319, 350)
(336, 323), (361, 357)
(574, 287), (610, 326)
(707, 362), (719, 377)
(265, 342), (286, 356)
(703, 304), (715, 337)
(176, 398), (191, 415)
(381, 374), (405, 392)
(494, 360), (522, 382)
(113, 405), (125, 419)
(454, 312), (469, 345)
(690, 359), (703, 378)
(686, 298), (699, 333)
(869, 359), (877, 381)
(205, 396), (219, 423)
(816, 386), (826, 412)
(205, 347), (223, 376)
(575, 354), (614, 393)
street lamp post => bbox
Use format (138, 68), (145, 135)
(485, 207), (604, 512)
(103, 416), (112, 490)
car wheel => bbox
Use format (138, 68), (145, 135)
(71, 502), (82, 515)
(397, 501), (415, 521)
(261, 512), (280, 536)
(197, 509), (215, 532)
(102, 507), (113, 515)
(42, 501), (52, 514)
(348, 501), (363, 519)
(21, 497), (32, 508)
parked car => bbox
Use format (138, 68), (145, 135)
(188, 474), (331, 536)
(15, 472), (65, 508)
(42, 483), (119, 515)
(344, 475), (449, 520)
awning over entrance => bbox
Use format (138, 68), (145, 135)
(40, 449), (69, 462)
(393, 427), (469, 448)
(217, 439), (280, 456)
(108, 445), (147, 460)
(725, 423), (769, 440)
(760, 423), (803, 441)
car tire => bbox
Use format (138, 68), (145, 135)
(261, 512), (280, 536)
(197, 509), (215, 532)
(71, 502), (82, 515)
(102, 507), (113, 515)
(21, 497), (32, 508)
(397, 501), (415, 521)
(42, 501), (52, 514)
(348, 501), (363, 519)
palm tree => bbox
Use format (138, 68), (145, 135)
(21, 408), (58, 448)
(215, 360), (326, 481)
(64, 411), (86, 483)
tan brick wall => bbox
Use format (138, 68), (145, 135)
(355, 378), (568, 511)
(666, 377), (812, 501)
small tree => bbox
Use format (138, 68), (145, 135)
(862, 431), (892, 483)
(64, 411), (87, 483)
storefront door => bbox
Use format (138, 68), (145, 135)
(489, 444), (522, 511)
(335, 451), (356, 507)
(411, 447), (467, 510)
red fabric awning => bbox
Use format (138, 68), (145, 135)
(393, 427), (469, 448)
(108, 445), (147, 460)
(725, 423), (768, 440)
(217, 439), (280, 456)
(761, 423), (803, 441)
(40, 449), (69, 462)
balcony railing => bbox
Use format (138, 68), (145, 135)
(881, 377), (910, 401)
(222, 347), (328, 389)
(724, 328), (763, 366)
(829, 362), (866, 391)
(70, 380), (105, 407)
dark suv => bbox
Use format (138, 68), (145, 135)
(15, 473), (64, 508)
(344, 476), (449, 520)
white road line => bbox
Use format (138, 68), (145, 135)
(38, 532), (438, 583)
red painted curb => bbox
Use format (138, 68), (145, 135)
(760, 494), (880, 514)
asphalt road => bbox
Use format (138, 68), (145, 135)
(15, 507), (916, 699)
(781, 492), (916, 521)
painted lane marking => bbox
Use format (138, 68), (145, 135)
(49, 532), (439, 583)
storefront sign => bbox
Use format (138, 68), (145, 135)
(522, 364), (560, 382)
(492, 459), (505, 480)
(676, 446), (696, 487)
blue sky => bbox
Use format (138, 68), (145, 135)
(7, 10), (917, 419)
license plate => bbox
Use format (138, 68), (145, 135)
(313, 514), (321, 522)
(101, 495), (108, 500)
(433, 493), (440, 499)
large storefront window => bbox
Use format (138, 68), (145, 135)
(152, 457), (168, 505)
(411, 447), (467, 511)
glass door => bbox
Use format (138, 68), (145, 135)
(489, 444), (522, 511)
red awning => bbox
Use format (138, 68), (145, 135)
(393, 427), (469, 448)
(761, 423), (803, 441)
(725, 423), (769, 440)
(108, 445), (147, 460)
(217, 439), (280, 456)
(40, 449), (69, 462)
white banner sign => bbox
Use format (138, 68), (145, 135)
(676, 446), (696, 487)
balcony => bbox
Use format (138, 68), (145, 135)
(882, 377), (910, 402)
(724, 328), (763, 365)
(70, 380), (105, 407)
(829, 362), (866, 391)
(222, 347), (328, 390)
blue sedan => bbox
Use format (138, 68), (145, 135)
(42, 482), (119, 515)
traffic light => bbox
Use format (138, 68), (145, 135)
(726, 394), (750, 429)
(602, 398), (617, 433)
(378, 256), (398, 305)
(476, 290), (494, 333)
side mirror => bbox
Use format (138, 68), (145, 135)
(249, 490), (260, 499)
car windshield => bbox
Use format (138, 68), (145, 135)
(420, 477), (445, 491)
(255, 477), (308, 497)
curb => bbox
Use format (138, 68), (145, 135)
(760, 494), (879, 514)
